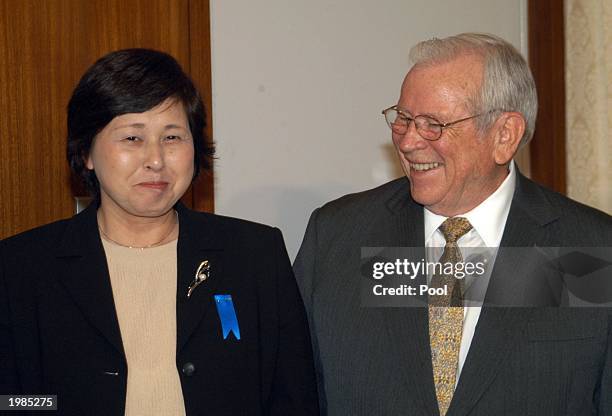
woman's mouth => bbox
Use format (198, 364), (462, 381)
(137, 181), (169, 190)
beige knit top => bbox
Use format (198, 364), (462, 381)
(102, 238), (186, 416)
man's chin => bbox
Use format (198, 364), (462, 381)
(408, 183), (442, 207)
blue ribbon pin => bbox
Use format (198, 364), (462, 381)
(214, 294), (241, 340)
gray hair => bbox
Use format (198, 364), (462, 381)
(409, 33), (538, 147)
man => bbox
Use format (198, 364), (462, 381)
(294, 33), (611, 415)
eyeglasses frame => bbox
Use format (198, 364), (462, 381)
(381, 105), (501, 141)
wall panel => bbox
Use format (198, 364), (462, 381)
(0, 0), (213, 239)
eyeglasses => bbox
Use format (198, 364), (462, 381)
(381, 105), (494, 141)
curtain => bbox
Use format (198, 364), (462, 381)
(565, 0), (611, 213)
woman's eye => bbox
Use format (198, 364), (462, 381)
(124, 136), (140, 142)
(165, 135), (181, 141)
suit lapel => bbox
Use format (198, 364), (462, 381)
(54, 203), (230, 357)
(449, 307), (529, 416)
(55, 203), (124, 356)
(378, 182), (439, 416)
(175, 205), (225, 352)
(448, 173), (559, 416)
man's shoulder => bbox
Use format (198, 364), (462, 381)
(317, 177), (410, 218)
(519, 175), (610, 223)
(515, 175), (612, 243)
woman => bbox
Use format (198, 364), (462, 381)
(0, 49), (319, 415)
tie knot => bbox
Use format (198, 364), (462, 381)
(439, 217), (472, 243)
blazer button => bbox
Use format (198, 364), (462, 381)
(182, 362), (196, 377)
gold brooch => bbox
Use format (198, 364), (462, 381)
(187, 260), (211, 298)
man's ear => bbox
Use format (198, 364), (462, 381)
(492, 112), (525, 165)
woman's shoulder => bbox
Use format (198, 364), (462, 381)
(179, 208), (285, 249)
(1, 216), (73, 252)
(180, 207), (280, 235)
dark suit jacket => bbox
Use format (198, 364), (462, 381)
(294, 172), (612, 415)
(0, 203), (319, 415)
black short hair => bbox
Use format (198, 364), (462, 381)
(66, 48), (214, 197)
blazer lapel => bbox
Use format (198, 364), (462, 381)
(448, 307), (529, 416)
(378, 182), (439, 416)
(448, 172), (560, 416)
(175, 205), (225, 352)
(55, 204), (124, 356)
(54, 203), (229, 357)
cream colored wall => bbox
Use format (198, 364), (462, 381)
(210, 0), (527, 259)
(565, 0), (611, 214)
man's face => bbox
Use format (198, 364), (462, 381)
(393, 54), (507, 216)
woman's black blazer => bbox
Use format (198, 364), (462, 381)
(0, 203), (319, 415)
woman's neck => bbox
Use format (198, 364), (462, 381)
(97, 206), (179, 249)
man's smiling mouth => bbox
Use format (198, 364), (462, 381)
(410, 162), (442, 171)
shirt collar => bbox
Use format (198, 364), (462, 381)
(423, 161), (516, 247)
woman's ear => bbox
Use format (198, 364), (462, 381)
(85, 153), (94, 170)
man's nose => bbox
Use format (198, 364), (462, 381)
(394, 121), (428, 153)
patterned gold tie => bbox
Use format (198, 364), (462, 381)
(428, 217), (472, 416)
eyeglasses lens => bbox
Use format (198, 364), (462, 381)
(384, 108), (441, 140)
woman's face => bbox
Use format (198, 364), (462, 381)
(86, 98), (195, 219)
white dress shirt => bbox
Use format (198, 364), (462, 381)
(423, 161), (517, 386)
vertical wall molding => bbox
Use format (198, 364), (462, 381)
(0, 0), (214, 238)
(528, 0), (567, 194)
(188, 0), (215, 212)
